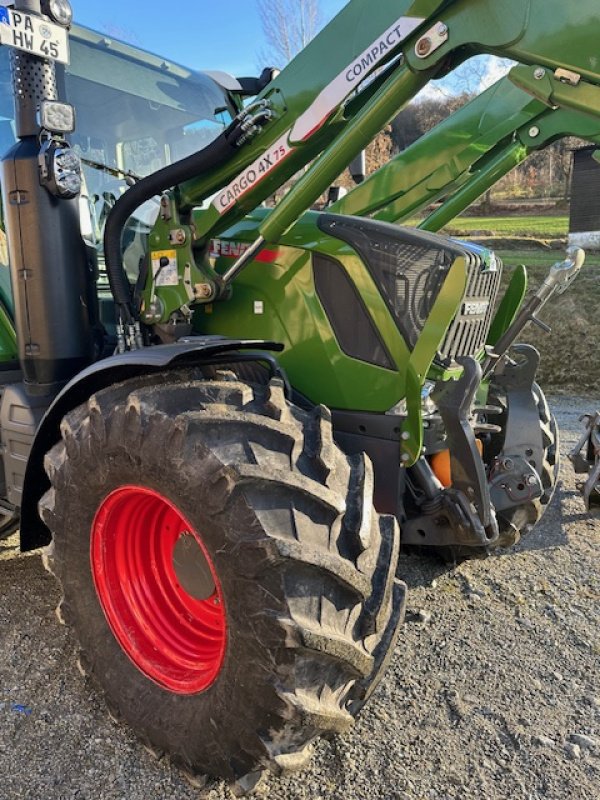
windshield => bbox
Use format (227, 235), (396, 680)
(67, 28), (233, 178)
(0, 25), (234, 257)
(66, 27), (234, 251)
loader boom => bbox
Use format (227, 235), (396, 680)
(131, 0), (600, 329)
(331, 67), (600, 229)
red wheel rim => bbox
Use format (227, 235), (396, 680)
(91, 486), (227, 694)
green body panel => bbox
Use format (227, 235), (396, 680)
(0, 303), (16, 362)
(195, 211), (410, 412)
(0, 267), (16, 362)
(487, 265), (528, 347)
(193, 211), (470, 422)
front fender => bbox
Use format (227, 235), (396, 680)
(20, 336), (283, 551)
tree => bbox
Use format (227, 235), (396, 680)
(257, 0), (322, 68)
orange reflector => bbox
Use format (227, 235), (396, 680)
(429, 440), (483, 488)
(430, 450), (452, 488)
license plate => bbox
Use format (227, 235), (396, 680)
(0, 7), (69, 65)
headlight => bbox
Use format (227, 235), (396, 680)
(42, 0), (73, 27)
(39, 140), (82, 199)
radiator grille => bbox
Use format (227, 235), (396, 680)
(439, 257), (502, 362)
(317, 214), (502, 364)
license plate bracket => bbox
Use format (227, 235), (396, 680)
(0, 7), (69, 65)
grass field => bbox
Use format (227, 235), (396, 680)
(406, 214), (570, 240)
(442, 215), (569, 239)
(498, 249), (600, 269)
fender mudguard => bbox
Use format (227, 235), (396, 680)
(20, 336), (283, 551)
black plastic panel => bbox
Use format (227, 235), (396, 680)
(570, 147), (600, 233)
(313, 253), (395, 370)
(331, 409), (404, 515)
(1, 139), (96, 396)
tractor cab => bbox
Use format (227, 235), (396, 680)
(0, 24), (236, 346)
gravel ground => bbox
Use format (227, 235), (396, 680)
(1, 395), (598, 800)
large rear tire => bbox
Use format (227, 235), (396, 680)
(40, 372), (405, 786)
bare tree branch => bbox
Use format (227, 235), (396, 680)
(257, 0), (322, 68)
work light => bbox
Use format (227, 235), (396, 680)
(38, 100), (75, 134)
(39, 139), (82, 198)
(52, 147), (82, 197)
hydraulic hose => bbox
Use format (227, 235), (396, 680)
(103, 130), (240, 322)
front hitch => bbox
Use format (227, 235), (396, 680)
(434, 357), (499, 540)
(403, 357), (499, 549)
(487, 345), (547, 539)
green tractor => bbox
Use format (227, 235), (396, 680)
(0, 0), (598, 789)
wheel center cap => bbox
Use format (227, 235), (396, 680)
(172, 532), (216, 601)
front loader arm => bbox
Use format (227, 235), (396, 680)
(419, 66), (600, 231)
(134, 0), (600, 328)
(215, 0), (600, 249)
(179, 0), (443, 228)
(329, 75), (546, 221)
(331, 65), (600, 231)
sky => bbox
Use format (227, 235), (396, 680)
(70, 0), (506, 95)
(71, 0), (347, 76)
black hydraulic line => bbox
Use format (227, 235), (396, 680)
(103, 130), (240, 319)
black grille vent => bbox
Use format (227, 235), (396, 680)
(318, 214), (502, 363)
(313, 253), (395, 369)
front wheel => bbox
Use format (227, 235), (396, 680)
(40, 372), (405, 786)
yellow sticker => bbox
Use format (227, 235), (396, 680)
(151, 250), (178, 287)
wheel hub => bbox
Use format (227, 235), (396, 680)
(91, 486), (227, 694)
(172, 531), (216, 601)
